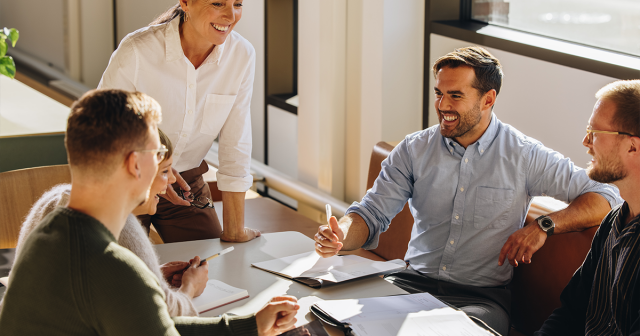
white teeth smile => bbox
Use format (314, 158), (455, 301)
(212, 23), (229, 32)
(443, 115), (458, 121)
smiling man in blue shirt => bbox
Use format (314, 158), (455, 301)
(314, 46), (621, 335)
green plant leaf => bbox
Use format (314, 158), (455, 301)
(0, 55), (16, 79)
(8, 28), (18, 47)
(0, 39), (6, 58)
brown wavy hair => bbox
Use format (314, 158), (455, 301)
(66, 89), (162, 177)
(433, 46), (503, 96)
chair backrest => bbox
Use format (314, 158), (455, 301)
(366, 141), (596, 336)
(366, 142), (414, 261)
(0, 165), (71, 248)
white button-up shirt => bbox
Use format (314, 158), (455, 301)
(98, 17), (255, 192)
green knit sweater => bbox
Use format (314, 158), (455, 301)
(0, 208), (257, 336)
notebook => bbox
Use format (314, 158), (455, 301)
(251, 251), (406, 288)
(310, 293), (495, 336)
(191, 279), (249, 313)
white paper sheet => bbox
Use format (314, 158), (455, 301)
(191, 279), (249, 313)
(314, 293), (493, 336)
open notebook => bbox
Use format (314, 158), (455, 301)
(191, 279), (249, 313)
(311, 293), (495, 336)
(251, 251), (406, 288)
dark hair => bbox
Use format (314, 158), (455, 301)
(158, 128), (174, 162)
(596, 80), (640, 137)
(150, 3), (184, 26)
(432, 46), (503, 96)
(65, 89), (162, 176)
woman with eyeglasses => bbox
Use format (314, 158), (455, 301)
(5, 129), (208, 317)
(98, 0), (260, 244)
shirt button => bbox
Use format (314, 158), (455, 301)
(189, 84), (195, 89)
(455, 215), (459, 220)
(188, 110), (193, 114)
(481, 149), (484, 153)
(460, 187), (464, 192)
(442, 266), (447, 271)
(450, 240), (454, 245)
(464, 158), (468, 163)
(450, 149), (453, 153)
(182, 134), (187, 138)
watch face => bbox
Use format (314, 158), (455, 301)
(541, 218), (553, 230)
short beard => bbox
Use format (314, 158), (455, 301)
(587, 158), (626, 184)
(439, 100), (483, 139)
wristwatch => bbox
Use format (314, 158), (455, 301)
(536, 215), (555, 236)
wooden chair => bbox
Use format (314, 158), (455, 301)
(0, 165), (71, 249)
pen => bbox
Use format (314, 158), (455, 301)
(183, 246), (235, 272)
(326, 204), (332, 224)
(203, 246), (235, 262)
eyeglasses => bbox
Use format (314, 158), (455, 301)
(137, 145), (169, 162)
(177, 189), (215, 209)
(585, 126), (635, 144)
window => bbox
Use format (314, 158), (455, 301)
(472, 0), (640, 56)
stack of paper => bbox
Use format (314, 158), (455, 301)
(312, 293), (494, 336)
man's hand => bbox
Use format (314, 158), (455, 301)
(315, 216), (344, 258)
(178, 256), (209, 298)
(160, 261), (190, 286)
(160, 167), (192, 206)
(499, 220), (547, 267)
(256, 296), (299, 336)
(220, 227), (261, 242)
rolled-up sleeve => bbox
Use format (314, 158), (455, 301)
(526, 142), (622, 208)
(216, 46), (255, 192)
(346, 139), (414, 250)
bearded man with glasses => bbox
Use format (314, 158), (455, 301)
(537, 80), (640, 336)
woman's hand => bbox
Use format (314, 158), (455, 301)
(256, 296), (300, 336)
(221, 227), (261, 242)
(160, 167), (192, 206)
(160, 261), (190, 287)
(178, 256), (209, 298)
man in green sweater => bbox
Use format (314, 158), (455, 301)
(0, 89), (299, 336)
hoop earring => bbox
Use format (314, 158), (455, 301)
(184, 12), (190, 22)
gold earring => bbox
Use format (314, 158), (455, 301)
(184, 12), (190, 22)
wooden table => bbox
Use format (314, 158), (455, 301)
(155, 231), (407, 334)
(213, 198), (386, 261)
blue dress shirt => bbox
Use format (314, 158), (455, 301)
(347, 114), (622, 287)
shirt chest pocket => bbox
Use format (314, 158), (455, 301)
(474, 187), (514, 229)
(200, 94), (237, 136)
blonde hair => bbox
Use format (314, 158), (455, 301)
(158, 128), (174, 162)
(596, 80), (640, 136)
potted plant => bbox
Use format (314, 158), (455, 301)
(0, 28), (19, 79)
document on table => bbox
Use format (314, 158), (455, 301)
(251, 251), (406, 288)
(312, 293), (494, 336)
(191, 279), (249, 313)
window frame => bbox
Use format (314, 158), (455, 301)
(421, 0), (640, 129)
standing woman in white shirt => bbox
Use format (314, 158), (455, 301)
(99, 0), (260, 243)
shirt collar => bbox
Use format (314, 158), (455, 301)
(165, 17), (227, 65)
(443, 113), (499, 156)
(165, 17), (183, 62)
(614, 202), (640, 238)
(475, 113), (499, 156)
